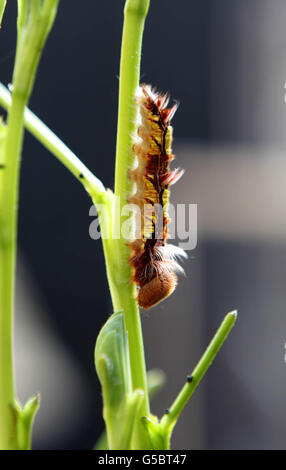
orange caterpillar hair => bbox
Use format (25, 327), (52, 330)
(128, 84), (186, 309)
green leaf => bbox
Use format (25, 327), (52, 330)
(95, 311), (136, 449)
(9, 394), (40, 450)
(114, 389), (144, 450)
(141, 415), (168, 450)
(94, 367), (166, 450)
(95, 311), (132, 409)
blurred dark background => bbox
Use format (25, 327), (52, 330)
(1, 0), (286, 449)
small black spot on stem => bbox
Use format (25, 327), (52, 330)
(0, 164), (5, 169)
(187, 375), (193, 383)
(164, 408), (170, 415)
(79, 173), (84, 179)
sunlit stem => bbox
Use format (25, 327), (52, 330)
(112, 0), (151, 449)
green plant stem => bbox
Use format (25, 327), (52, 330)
(0, 82), (106, 203)
(0, 92), (26, 449)
(111, 0), (150, 447)
(0, 0), (59, 449)
(0, 0), (6, 27)
(114, 0), (150, 401)
(97, 0), (152, 449)
(160, 311), (237, 441)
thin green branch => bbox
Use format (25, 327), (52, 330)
(160, 311), (238, 438)
(0, 82), (106, 202)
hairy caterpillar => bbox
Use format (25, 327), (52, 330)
(128, 84), (186, 309)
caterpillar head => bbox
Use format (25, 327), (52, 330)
(138, 271), (178, 309)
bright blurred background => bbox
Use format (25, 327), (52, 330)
(1, 0), (286, 449)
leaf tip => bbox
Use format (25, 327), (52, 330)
(228, 309), (238, 321)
